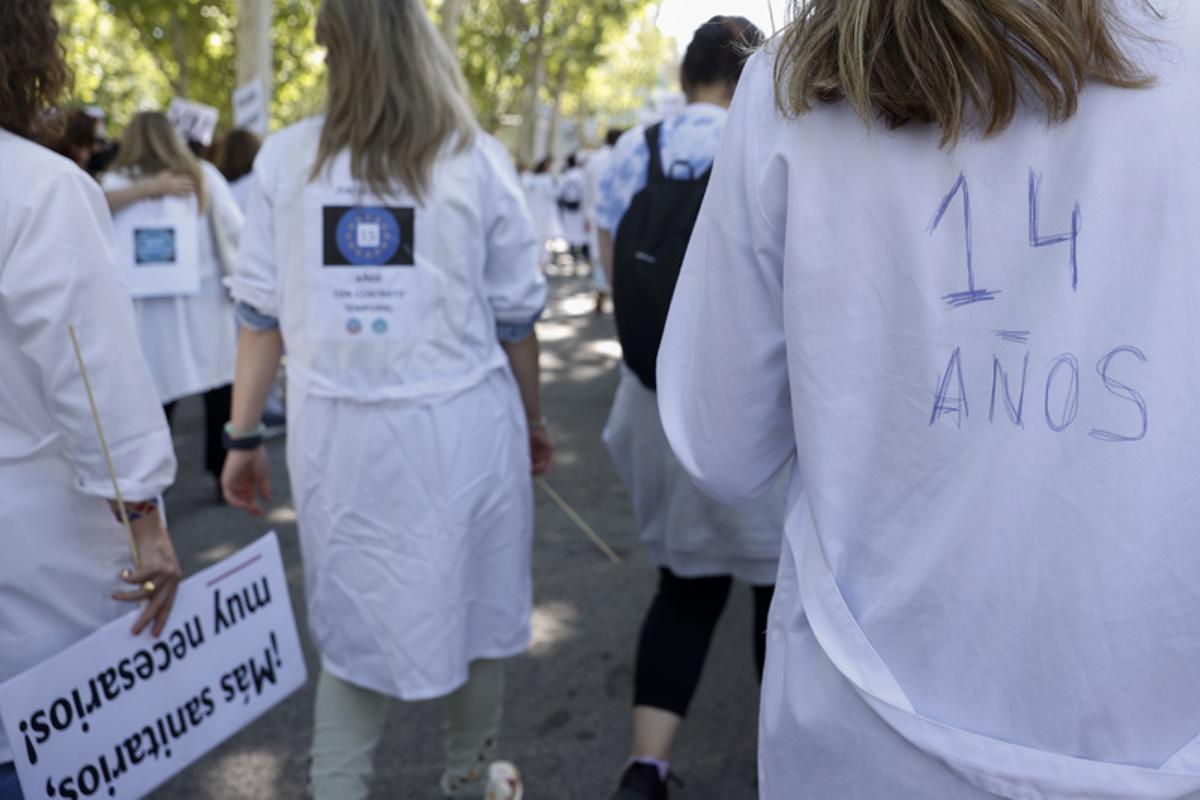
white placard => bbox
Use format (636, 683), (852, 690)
(167, 98), (220, 148)
(232, 80), (268, 137)
(112, 195), (202, 299)
(0, 532), (306, 800)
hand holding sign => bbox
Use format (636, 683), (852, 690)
(0, 533), (306, 800)
(110, 514), (183, 638)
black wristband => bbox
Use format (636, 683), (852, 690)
(222, 424), (265, 451)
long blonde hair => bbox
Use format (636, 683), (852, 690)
(774, 1), (1159, 144)
(311, 0), (478, 200)
(111, 111), (206, 212)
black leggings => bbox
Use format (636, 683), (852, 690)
(163, 384), (232, 479)
(633, 568), (775, 717)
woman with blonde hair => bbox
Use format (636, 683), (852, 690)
(220, 0), (550, 798)
(102, 112), (244, 498)
(658, 1), (1200, 797)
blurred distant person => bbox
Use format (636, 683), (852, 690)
(215, 127), (262, 210)
(596, 16), (783, 800)
(658, 1), (1200, 799)
(523, 157), (563, 267)
(557, 153), (589, 270)
(103, 112), (244, 499)
(585, 129), (624, 313)
(0, 5), (182, 799)
(220, 0), (551, 798)
(53, 107), (115, 176)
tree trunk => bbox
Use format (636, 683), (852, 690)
(235, 0), (274, 133)
(439, 0), (466, 50)
(545, 66), (568, 160)
(169, 9), (189, 97)
(519, 0), (553, 165)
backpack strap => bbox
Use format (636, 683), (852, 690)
(644, 123), (666, 182)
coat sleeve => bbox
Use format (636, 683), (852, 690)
(0, 166), (176, 501)
(204, 162), (246, 257)
(227, 141), (279, 318)
(657, 51), (795, 505)
(479, 137), (547, 337)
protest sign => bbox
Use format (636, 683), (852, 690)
(232, 80), (268, 137)
(111, 194), (201, 299)
(0, 532), (306, 800)
(167, 98), (219, 148)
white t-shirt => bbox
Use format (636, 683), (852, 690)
(595, 103), (726, 236)
(659, 11), (1200, 799)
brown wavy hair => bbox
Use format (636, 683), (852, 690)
(0, 0), (72, 143)
(774, 0), (1159, 145)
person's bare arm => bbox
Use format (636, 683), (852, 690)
(598, 228), (616, 289)
(501, 331), (554, 475)
(105, 172), (197, 214)
(221, 327), (284, 515)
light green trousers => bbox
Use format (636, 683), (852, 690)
(309, 660), (505, 800)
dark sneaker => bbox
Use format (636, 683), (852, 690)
(611, 762), (670, 800)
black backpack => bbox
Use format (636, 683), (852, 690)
(613, 123), (712, 390)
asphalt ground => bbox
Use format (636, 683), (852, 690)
(154, 262), (763, 799)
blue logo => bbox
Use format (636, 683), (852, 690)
(346, 318), (363, 335)
(134, 227), (177, 265)
(335, 207), (402, 266)
(372, 318), (389, 335)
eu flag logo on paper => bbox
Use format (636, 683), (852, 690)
(322, 206), (414, 267)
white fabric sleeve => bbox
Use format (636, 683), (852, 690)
(657, 51), (795, 504)
(479, 137), (547, 326)
(203, 162), (246, 255)
(227, 142), (279, 317)
(0, 168), (176, 500)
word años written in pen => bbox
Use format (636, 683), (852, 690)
(926, 170), (1148, 442)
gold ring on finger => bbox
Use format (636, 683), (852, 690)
(142, 580), (157, 594)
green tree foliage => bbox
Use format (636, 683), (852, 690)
(56, 0), (323, 133)
(57, 0), (672, 149)
(430, 0), (670, 156)
(56, 0), (173, 131)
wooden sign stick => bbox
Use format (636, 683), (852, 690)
(536, 477), (622, 564)
(68, 325), (140, 571)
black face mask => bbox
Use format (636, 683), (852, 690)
(87, 141), (119, 176)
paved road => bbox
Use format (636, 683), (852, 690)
(155, 265), (762, 799)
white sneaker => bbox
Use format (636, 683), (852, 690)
(485, 761), (523, 800)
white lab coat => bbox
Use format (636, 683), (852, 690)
(557, 166), (589, 248)
(101, 162), (243, 404)
(660, 17), (1200, 799)
(229, 173), (252, 213)
(521, 171), (563, 262)
(585, 147), (612, 291)
(0, 131), (176, 763)
(230, 118), (546, 700)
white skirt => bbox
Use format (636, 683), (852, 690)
(286, 367), (533, 701)
(604, 366), (787, 585)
